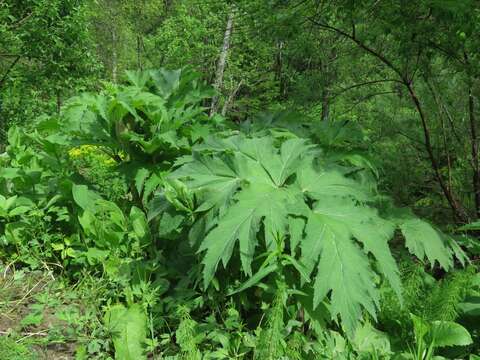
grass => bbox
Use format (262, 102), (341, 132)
(0, 264), (90, 359)
(0, 336), (34, 360)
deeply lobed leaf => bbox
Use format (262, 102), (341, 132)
(174, 133), (465, 335)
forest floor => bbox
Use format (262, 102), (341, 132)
(0, 265), (85, 359)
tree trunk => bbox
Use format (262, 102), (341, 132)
(111, 28), (118, 83)
(275, 40), (286, 99)
(137, 35), (143, 70)
(56, 91), (62, 113)
(221, 79), (243, 116)
(464, 52), (480, 218)
(0, 98), (4, 151)
(406, 83), (469, 223)
(309, 18), (469, 222)
(468, 82), (480, 218)
(321, 46), (337, 122)
(0, 56), (20, 89)
(210, 8), (234, 116)
(321, 84), (329, 122)
(425, 80), (454, 194)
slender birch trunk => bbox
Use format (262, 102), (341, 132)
(210, 8), (234, 116)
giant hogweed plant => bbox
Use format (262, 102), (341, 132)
(0, 68), (217, 272)
(173, 133), (467, 335)
(44, 67), (221, 209)
(0, 68), (475, 357)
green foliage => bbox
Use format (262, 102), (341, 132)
(104, 304), (148, 360)
(0, 65), (478, 359)
(56, 67), (219, 212)
(175, 306), (202, 360)
(254, 283), (287, 359)
(2, 0), (480, 358)
(60, 67), (216, 158)
(0, 0), (100, 133)
(0, 336), (34, 360)
(174, 130), (465, 334)
(351, 322), (392, 358)
(409, 314), (473, 359)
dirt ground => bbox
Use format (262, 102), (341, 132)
(0, 264), (77, 360)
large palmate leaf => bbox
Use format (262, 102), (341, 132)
(175, 133), (465, 335)
(172, 153), (242, 213)
(298, 161), (369, 201)
(399, 218), (456, 269)
(309, 197), (401, 298)
(59, 68), (218, 184)
(199, 183), (297, 286)
(304, 212), (379, 332)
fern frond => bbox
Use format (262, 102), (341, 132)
(254, 283), (287, 360)
(424, 267), (475, 321)
(379, 261), (427, 340)
(285, 331), (304, 360)
(176, 306), (201, 360)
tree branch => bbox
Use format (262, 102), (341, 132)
(330, 79), (400, 100)
(336, 91), (396, 117)
(309, 16), (469, 222)
(464, 51), (480, 218)
(406, 83), (469, 222)
(308, 18), (405, 80)
(0, 56), (20, 88)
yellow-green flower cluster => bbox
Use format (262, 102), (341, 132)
(68, 145), (116, 166)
